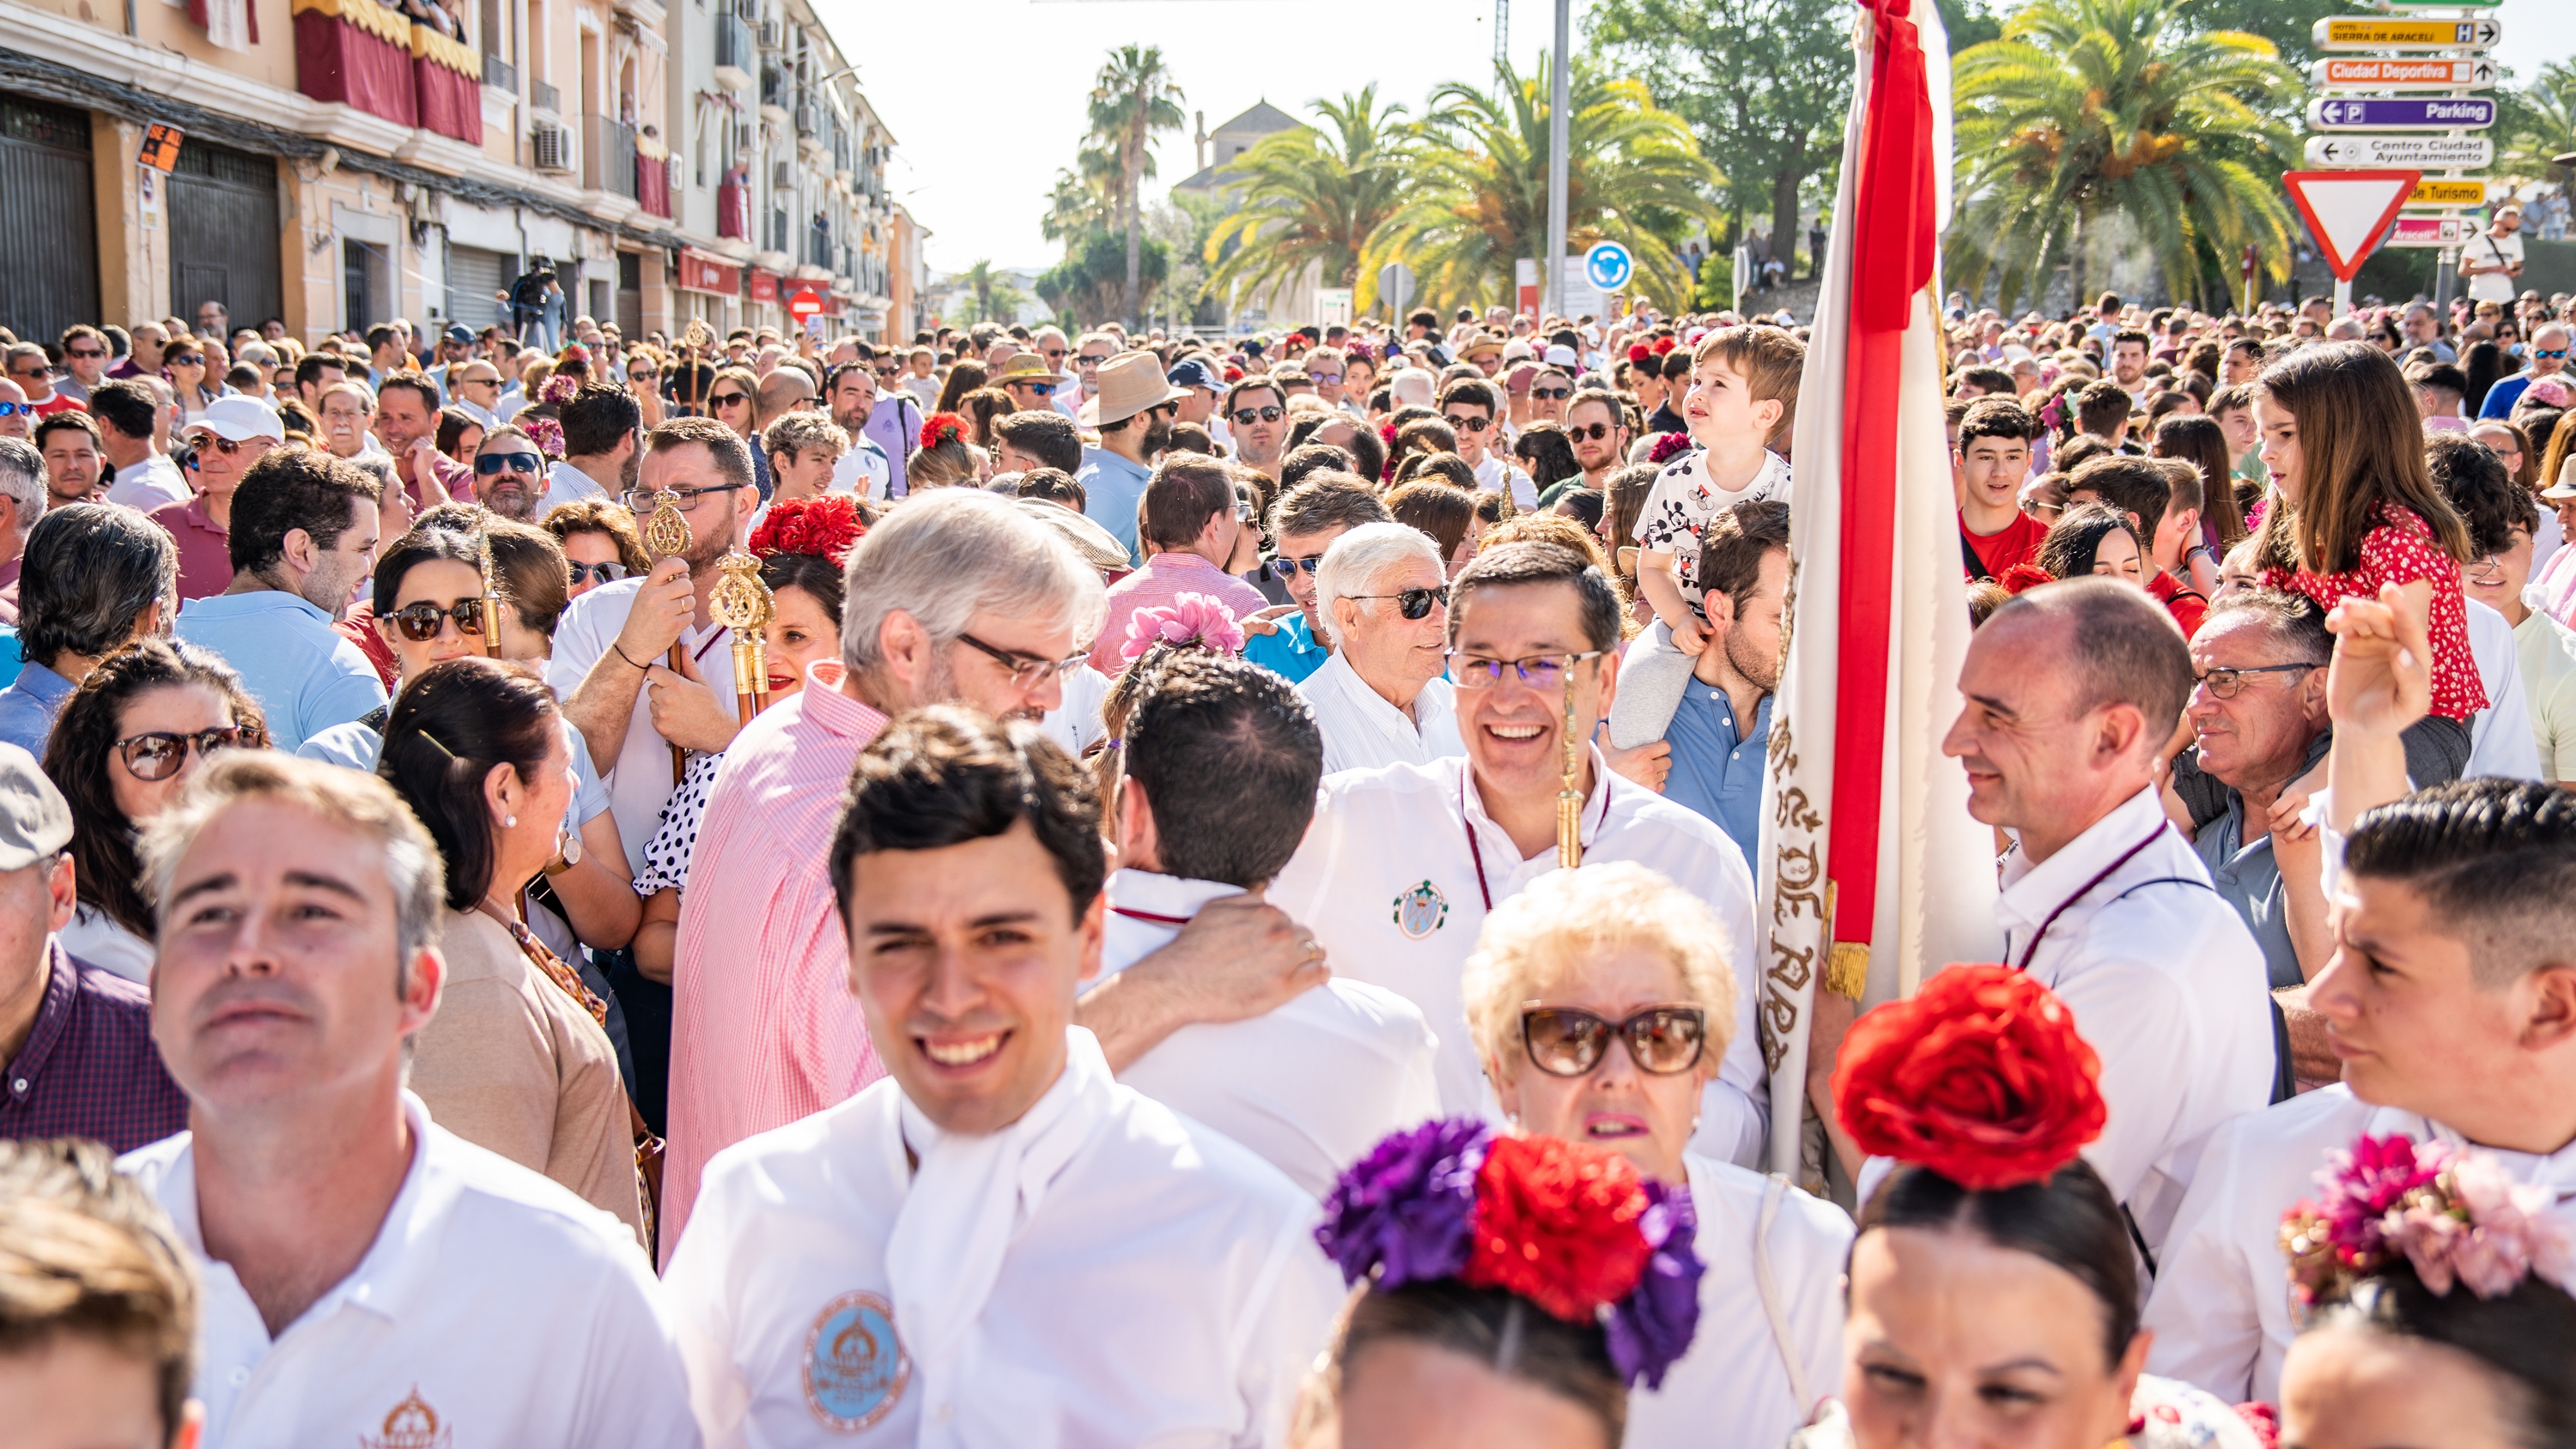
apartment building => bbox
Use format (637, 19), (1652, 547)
(0, 0), (910, 346)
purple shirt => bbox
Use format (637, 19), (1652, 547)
(1, 941), (188, 1153)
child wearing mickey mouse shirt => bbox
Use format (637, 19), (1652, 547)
(1611, 326), (1801, 747)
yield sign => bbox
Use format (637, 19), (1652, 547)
(2282, 169), (2420, 281)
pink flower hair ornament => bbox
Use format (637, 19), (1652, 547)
(1117, 593), (1246, 663)
(2280, 1133), (2576, 1306)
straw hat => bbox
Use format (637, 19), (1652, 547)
(1078, 350), (1189, 427)
(987, 351), (1069, 386)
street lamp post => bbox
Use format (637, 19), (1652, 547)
(1545, 0), (1569, 320)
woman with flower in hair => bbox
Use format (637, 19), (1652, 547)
(908, 409), (985, 489)
(2275, 1135), (2576, 1447)
(629, 494), (866, 985)
(1816, 965), (2263, 1449)
(1454, 862), (1850, 1449)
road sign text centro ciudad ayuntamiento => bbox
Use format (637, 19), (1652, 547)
(2294, 8), (2500, 310)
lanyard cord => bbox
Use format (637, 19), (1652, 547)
(1461, 767), (1612, 912)
(2013, 825), (2169, 972)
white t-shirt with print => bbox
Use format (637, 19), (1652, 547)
(1632, 447), (1792, 609)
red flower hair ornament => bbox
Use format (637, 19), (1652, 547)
(918, 412), (969, 452)
(749, 495), (866, 567)
(1831, 964), (2108, 1191)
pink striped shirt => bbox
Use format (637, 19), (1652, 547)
(659, 659), (888, 1265)
(1086, 550), (1273, 676)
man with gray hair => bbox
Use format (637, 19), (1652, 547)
(0, 437), (44, 621)
(659, 488), (1331, 1258)
(119, 753), (698, 1446)
(1297, 520), (1464, 774)
(0, 504), (176, 757)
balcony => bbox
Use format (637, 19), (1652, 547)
(482, 52), (516, 92)
(584, 116), (637, 198)
(530, 76), (561, 114)
(714, 15), (755, 91)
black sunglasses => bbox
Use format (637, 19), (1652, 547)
(1443, 413), (1492, 432)
(476, 452), (544, 476)
(65, 347), (106, 360)
(1230, 404), (1285, 425)
(1531, 385), (1573, 400)
(1522, 1006), (1708, 1077)
(1348, 585), (1448, 620)
(117, 725), (263, 781)
(709, 391), (750, 408)
(1570, 421), (1616, 441)
(387, 597), (489, 641)
(567, 561), (629, 586)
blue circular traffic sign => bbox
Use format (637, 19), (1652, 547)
(1584, 241), (1634, 291)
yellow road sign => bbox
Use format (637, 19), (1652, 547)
(2314, 17), (2498, 48)
(2409, 179), (2487, 208)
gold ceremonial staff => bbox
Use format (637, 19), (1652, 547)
(708, 551), (775, 722)
(1557, 660), (1583, 869)
(637, 488), (692, 785)
(478, 541), (507, 660)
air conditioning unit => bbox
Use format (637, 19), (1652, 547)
(531, 124), (571, 173)
(756, 19), (781, 49)
(772, 159), (793, 190)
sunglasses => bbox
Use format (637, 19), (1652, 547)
(1075, 355), (1110, 367)
(388, 597), (489, 641)
(476, 452), (543, 476)
(2539, 349), (2571, 361)
(0, 403), (27, 418)
(1273, 554), (1325, 578)
(873, 365), (899, 378)
(1570, 421), (1616, 441)
(460, 376), (501, 388)
(164, 355), (203, 367)
(567, 560), (629, 585)
(1443, 413), (1492, 433)
(118, 725), (262, 781)
(1531, 386), (1573, 400)
(1012, 380), (1059, 397)
(66, 348), (105, 360)
(191, 434), (271, 457)
(1349, 585), (1448, 620)
(710, 391), (750, 409)
(1522, 1005), (1708, 1077)
(1230, 404), (1285, 425)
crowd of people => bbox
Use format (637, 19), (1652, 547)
(0, 276), (2571, 1449)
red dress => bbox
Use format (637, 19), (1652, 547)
(2257, 503), (2484, 721)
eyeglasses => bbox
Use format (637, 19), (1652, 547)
(1522, 1005), (1707, 1077)
(622, 482), (739, 514)
(1443, 413), (1492, 433)
(2191, 662), (2318, 699)
(190, 434), (272, 457)
(709, 391), (750, 409)
(476, 451), (543, 476)
(387, 597), (489, 641)
(1531, 386), (1573, 400)
(117, 725), (262, 781)
(1348, 585), (1448, 620)
(1011, 380), (1059, 397)
(567, 560), (629, 586)
(1447, 649), (1605, 690)
(1569, 421), (1616, 441)
(2538, 349), (2571, 361)
(1307, 371), (1344, 385)
(955, 633), (1089, 690)
(1230, 404), (1285, 425)
(66, 348), (105, 360)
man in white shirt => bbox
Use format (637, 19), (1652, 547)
(91, 379), (189, 512)
(1939, 578), (2275, 1255)
(1439, 378), (1537, 509)
(1106, 650), (1438, 1195)
(538, 386), (641, 517)
(120, 754), (696, 1449)
(548, 418), (756, 863)
(1297, 520), (1464, 774)
(2460, 203), (2525, 306)
(2143, 777), (2576, 1403)
(1268, 541), (1771, 1165)
(665, 710), (1341, 1447)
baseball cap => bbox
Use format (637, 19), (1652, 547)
(0, 743), (72, 873)
(1544, 344), (1580, 367)
(185, 395), (286, 444)
(443, 324), (474, 343)
(1167, 357), (1221, 392)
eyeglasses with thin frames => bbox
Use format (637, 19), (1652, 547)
(2191, 662), (2318, 700)
(955, 633), (1088, 691)
(621, 482), (739, 514)
(1447, 649), (1606, 691)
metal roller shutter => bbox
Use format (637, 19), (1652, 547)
(169, 141), (282, 334)
(445, 244), (514, 335)
(0, 99), (100, 347)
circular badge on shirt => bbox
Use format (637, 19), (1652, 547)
(804, 1291), (909, 1432)
(1392, 880), (1449, 939)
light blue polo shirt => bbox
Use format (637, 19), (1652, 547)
(1077, 447), (1155, 567)
(1662, 686), (1772, 863)
(175, 591), (387, 752)
(1242, 610), (1329, 685)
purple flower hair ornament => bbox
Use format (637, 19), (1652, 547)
(1601, 1176), (1707, 1390)
(2281, 1132), (2576, 1307)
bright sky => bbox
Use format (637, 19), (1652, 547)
(824, 0), (2576, 276)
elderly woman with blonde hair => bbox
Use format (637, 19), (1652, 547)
(1461, 861), (1853, 1449)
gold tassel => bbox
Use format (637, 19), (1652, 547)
(1825, 942), (1871, 1002)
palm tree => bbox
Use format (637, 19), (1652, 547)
(954, 260), (1030, 327)
(1364, 56), (1722, 313)
(2497, 61), (2575, 193)
(1086, 45), (1187, 328)
(1202, 88), (1414, 316)
(1948, 0), (2299, 312)
(1041, 149), (1118, 248)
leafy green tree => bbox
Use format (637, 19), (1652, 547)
(1085, 45), (1187, 328)
(1041, 148), (1119, 248)
(1037, 228), (1170, 330)
(2498, 61), (2576, 194)
(1201, 87), (1414, 316)
(1949, 0), (2299, 310)
(1365, 56), (1722, 312)
(953, 261), (1032, 327)
(1584, 0), (1850, 268)
(2168, 0), (2372, 74)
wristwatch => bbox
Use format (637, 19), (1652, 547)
(542, 829), (583, 876)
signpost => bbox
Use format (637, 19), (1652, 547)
(2409, 179), (2487, 208)
(2308, 58), (2495, 90)
(2282, 170), (2420, 314)
(2387, 216), (2469, 247)
(786, 289), (823, 319)
(2312, 16), (2498, 50)
(1377, 259), (1416, 319)
(1583, 240), (1634, 294)
(2303, 135), (2493, 168)
(2306, 97), (2494, 130)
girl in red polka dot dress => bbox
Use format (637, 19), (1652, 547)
(2251, 342), (2482, 784)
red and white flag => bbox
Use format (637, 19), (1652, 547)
(1756, 0), (2001, 1182)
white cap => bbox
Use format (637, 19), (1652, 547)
(185, 395), (285, 444)
(1543, 344), (1579, 367)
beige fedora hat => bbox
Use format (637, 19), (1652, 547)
(1078, 350), (1189, 427)
(987, 350), (1069, 386)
